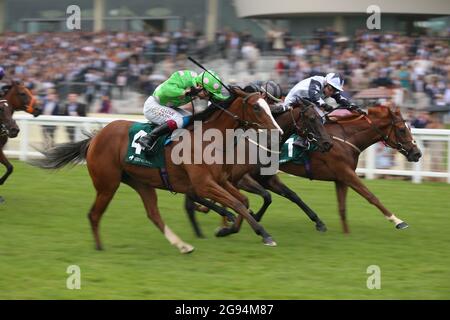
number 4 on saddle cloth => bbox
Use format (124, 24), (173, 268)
(280, 133), (318, 179)
(126, 122), (171, 168)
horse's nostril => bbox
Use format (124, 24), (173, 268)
(10, 128), (20, 136)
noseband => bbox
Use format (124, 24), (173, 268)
(289, 101), (320, 145)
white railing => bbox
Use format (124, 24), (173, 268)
(4, 114), (450, 184)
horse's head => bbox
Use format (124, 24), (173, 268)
(1, 81), (41, 116)
(228, 87), (284, 134)
(0, 101), (20, 138)
(369, 105), (422, 162)
(290, 98), (333, 152)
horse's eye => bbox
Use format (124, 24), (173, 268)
(253, 104), (261, 112)
(399, 128), (406, 134)
(309, 116), (316, 122)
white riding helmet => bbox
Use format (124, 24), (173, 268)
(325, 73), (344, 92)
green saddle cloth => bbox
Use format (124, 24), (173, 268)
(125, 122), (168, 168)
(279, 134), (317, 165)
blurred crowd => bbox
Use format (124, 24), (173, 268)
(1, 28), (450, 116)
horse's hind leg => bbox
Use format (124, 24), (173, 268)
(87, 169), (121, 250)
(124, 178), (194, 254)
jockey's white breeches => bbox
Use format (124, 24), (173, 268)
(143, 96), (191, 128)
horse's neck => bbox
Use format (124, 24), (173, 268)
(276, 108), (300, 144)
(201, 108), (240, 133)
(329, 116), (390, 152)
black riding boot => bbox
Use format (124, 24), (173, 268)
(137, 122), (173, 154)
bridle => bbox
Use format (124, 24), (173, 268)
(331, 108), (416, 156)
(206, 91), (282, 154)
(1, 84), (36, 114)
(208, 92), (267, 130)
(364, 109), (416, 157)
(289, 99), (322, 147)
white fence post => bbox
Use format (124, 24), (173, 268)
(448, 135), (450, 184)
(19, 119), (29, 161)
(365, 144), (376, 180)
(412, 137), (423, 184)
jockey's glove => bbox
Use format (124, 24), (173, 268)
(186, 86), (203, 97)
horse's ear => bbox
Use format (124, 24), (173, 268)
(231, 86), (245, 97)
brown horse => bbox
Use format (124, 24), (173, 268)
(193, 105), (422, 236)
(185, 99), (334, 238)
(32, 88), (298, 253)
(0, 81), (39, 189)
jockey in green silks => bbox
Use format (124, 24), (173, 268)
(137, 69), (228, 154)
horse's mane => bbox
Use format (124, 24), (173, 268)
(190, 87), (240, 123)
(368, 104), (392, 118)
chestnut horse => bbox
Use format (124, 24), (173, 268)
(0, 82), (39, 201)
(190, 105), (422, 236)
(185, 99), (334, 238)
(32, 88), (292, 253)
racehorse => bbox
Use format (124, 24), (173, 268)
(185, 99), (334, 238)
(0, 82), (39, 200)
(32, 88), (307, 253)
(189, 105), (422, 236)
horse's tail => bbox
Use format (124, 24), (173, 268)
(30, 131), (95, 170)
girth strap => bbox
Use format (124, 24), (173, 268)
(159, 167), (177, 195)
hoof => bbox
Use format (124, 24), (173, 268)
(179, 244), (195, 254)
(215, 227), (235, 237)
(316, 223), (327, 232)
(396, 222), (409, 230)
(263, 237), (277, 247)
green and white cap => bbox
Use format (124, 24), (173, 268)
(196, 70), (228, 101)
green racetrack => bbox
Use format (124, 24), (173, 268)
(0, 160), (449, 299)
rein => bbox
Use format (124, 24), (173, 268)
(207, 92), (281, 154)
(330, 110), (414, 156)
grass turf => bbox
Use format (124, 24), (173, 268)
(0, 160), (449, 299)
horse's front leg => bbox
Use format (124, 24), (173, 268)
(343, 169), (408, 230)
(184, 195), (205, 238)
(257, 174), (327, 232)
(193, 177), (276, 246)
(335, 181), (350, 233)
(0, 149), (13, 185)
(236, 174), (272, 222)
